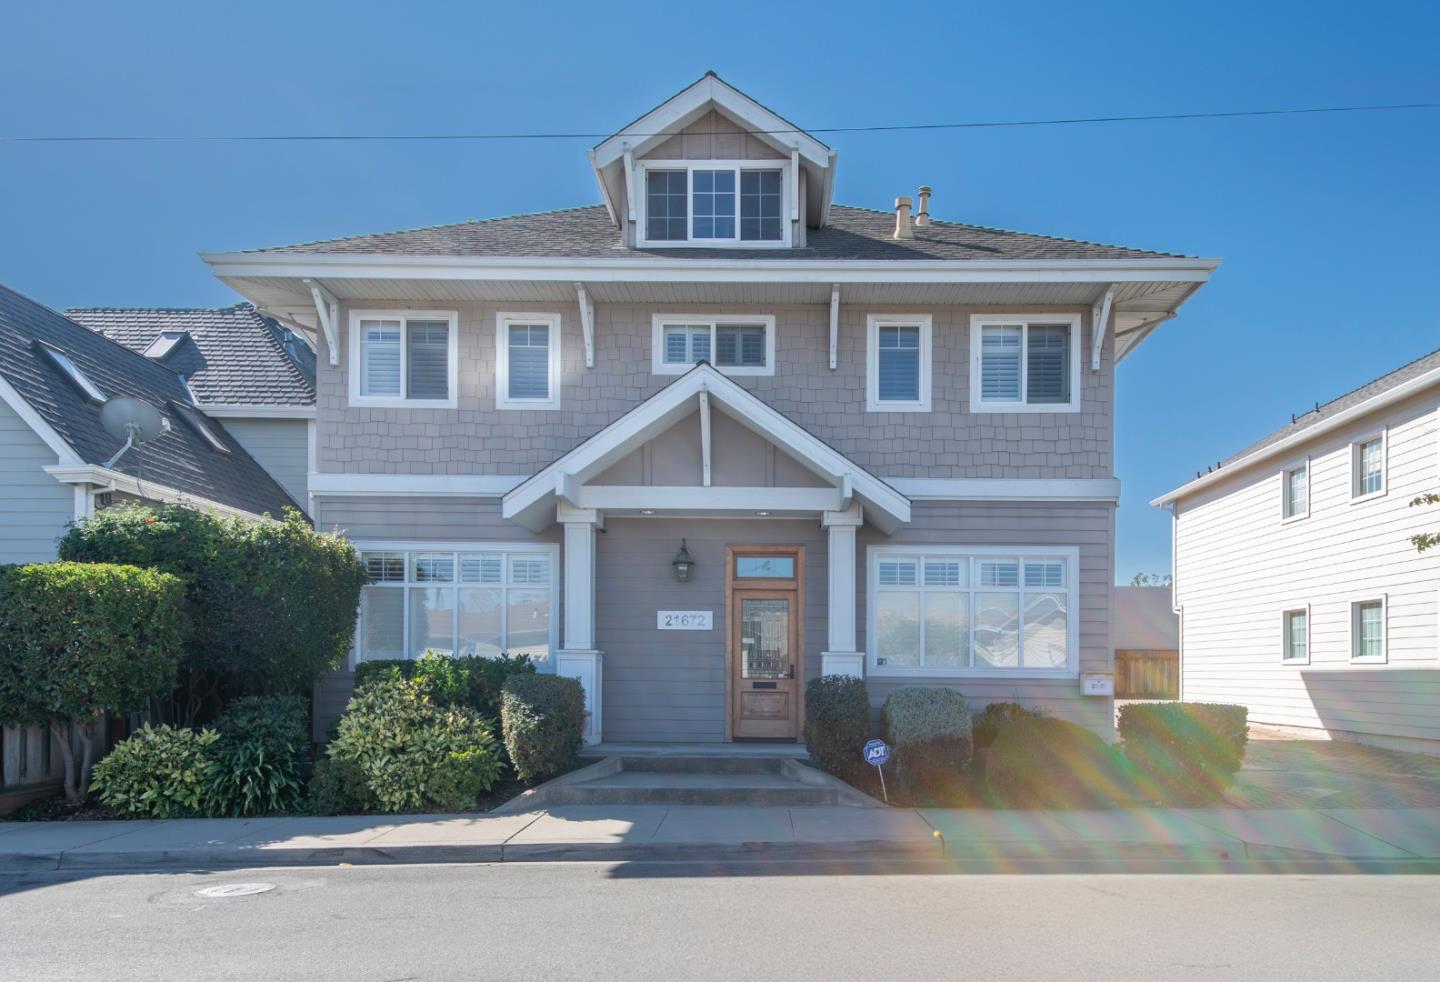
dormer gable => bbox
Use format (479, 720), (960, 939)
(588, 72), (836, 249)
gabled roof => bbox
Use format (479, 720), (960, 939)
(66, 304), (316, 408)
(0, 284), (302, 518)
(238, 203), (1185, 262)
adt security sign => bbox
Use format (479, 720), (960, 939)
(863, 739), (891, 767)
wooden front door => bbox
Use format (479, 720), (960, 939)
(727, 547), (804, 740)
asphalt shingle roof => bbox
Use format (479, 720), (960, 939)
(66, 304), (315, 407)
(243, 204), (1186, 261)
(0, 284), (302, 518)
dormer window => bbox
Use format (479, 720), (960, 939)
(640, 163), (787, 247)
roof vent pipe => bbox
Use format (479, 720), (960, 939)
(893, 196), (914, 239)
(915, 186), (932, 227)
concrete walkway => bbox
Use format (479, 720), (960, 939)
(3, 803), (1439, 871)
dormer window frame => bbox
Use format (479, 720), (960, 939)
(635, 159), (792, 250)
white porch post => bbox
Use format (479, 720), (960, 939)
(557, 502), (604, 745)
(820, 503), (865, 678)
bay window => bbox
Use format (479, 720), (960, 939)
(348, 311), (458, 408)
(970, 314), (1081, 412)
(640, 163), (787, 246)
(869, 547), (1078, 677)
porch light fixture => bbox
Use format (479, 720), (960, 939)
(755, 510), (771, 516)
(671, 539), (695, 583)
(641, 509), (655, 515)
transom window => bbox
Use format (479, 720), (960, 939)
(1283, 462), (1309, 519)
(736, 555), (795, 579)
(970, 315), (1081, 413)
(866, 315), (933, 412)
(651, 315), (775, 375)
(1352, 435), (1385, 498)
(496, 313), (562, 410)
(1282, 608), (1308, 663)
(356, 546), (557, 666)
(641, 164), (787, 246)
(348, 311), (457, 408)
(869, 548), (1077, 677)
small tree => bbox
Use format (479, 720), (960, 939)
(0, 562), (185, 802)
(1130, 572), (1173, 587)
(59, 504), (368, 715)
(1410, 493), (1440, 552)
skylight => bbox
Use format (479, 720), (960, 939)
(169, 402), (230, 455)
(35, 341), (106, 405)
(143, 331), (189, 360)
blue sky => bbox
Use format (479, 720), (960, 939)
(2, 0), (1436, 580)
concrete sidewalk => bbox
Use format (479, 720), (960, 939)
(3, 804), (1439, 871)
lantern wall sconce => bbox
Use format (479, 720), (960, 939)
(671, 539), (695, 583)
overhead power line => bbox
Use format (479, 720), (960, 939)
(1, 101), (1436, 144)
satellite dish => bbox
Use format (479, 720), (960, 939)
(99, 397), (170, 468)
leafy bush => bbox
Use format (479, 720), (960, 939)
(986, 716), (1135, 808)
(1118, 702), (1249, 804)
(308, 756), (375, 815)
(880, 687), (973, 797)
(91, 725), (220, 818)
(500, 674), (585, 785)
(329, 677), (503, 812)
(804, 676), (871, 779)
(58, 504), (368, 703)
(972, 702), (1046, 751)
(0, 561), (186, 802)
(354, 651), (536, 722)
(206, 696), (310, 816)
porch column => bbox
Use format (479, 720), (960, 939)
(557, 502), (603, 745)
(820, 503), (865, 678)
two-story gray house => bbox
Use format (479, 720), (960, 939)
(203, 73), (1217, 745)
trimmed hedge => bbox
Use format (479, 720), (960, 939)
(804, 675), (871, 780)
(500, 674), (585, 785)
(354, 651), (536, 723)
(972, 702), (1046, 752)
(986, 716), (1134, 809)
(207, 695), (310, 816)
(58, 504), (367, 700)
(880, 687), (973, 797)
(1118, 702), (1249, 804)
(91, 725), (220, 818)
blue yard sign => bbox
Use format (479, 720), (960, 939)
(862, 739), (891, 802)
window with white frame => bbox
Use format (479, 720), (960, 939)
(866, 315), (932, 412)
(348, 311), (457, 408)
(651, 315), (775, 375)
(641, 164), (787, 246)
(868, 548), (1077, 676)
(356, 546), (557, 665)
(1283, 462), (1309, 519)
(1351, 598), (1386, 662)
(1282, 608), (1309, 663)
(970, 315), (1081, 412)
(1352, 435), (1385, 498)
(496, 313), (562, 410)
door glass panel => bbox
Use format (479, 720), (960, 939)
(740, 598), (790, 679)
(736, 555), (794, 579)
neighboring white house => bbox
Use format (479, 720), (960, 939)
(1155, 346), (1440, 754)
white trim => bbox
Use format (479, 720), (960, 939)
(1280, 604), (1311, 665)
(496, 312), (563, 411)
(44, 465), (264, 519)
(305, 419), (316, 517)
(575, 284), (595, 369)
(828, 286), (840, 370)
(698, 390), (712, 487)
(825, 503), (862, 657)
(1349, 429), (1388, 502)
(1089, 286), (1114, 371)
(308, 473), (527, 497)
(1280, 457), (1311, 523)
(635, 160), (793, 249)
(72, 485), (93, 522)
(304, 279), (340, 367)
(866, 314), (933, 413)
(969, 313), (1083, 414)
(1350, 595), (1388, 664)
(0, 372), (83, 465)
(197, 404), (316, 419)
(865, 544), (1081, 679)
(650, 314), (776, 376)
(346, 309), (459, 409)
(884, 477), (1121, 502)
(577, 485), (841, 513)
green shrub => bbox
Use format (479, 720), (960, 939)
(500, 674), (585, 785)
(328, 677), (502, 812)
(91, 725), (220, 818)
(804, 676), (871, 779)
(986, 716), (1134, 809)
(880, 687), (973, 797)
(308, 756), (375, 815)
(0, 562), (186, 802)
(206, 696), (311, 816)
(58, 504), (368, 702)
(1118, 702), (1249, 804)
(972, 702), (1046, 751)
(354, 651), (536, 722)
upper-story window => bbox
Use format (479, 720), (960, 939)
(496, 313), (563, 410)
(1351, 433), (1386, 499)
(866, 315), (932, 412)
(348, 310), (458, 409)
(969, 314), (1082, 413)
(651, 315), (775, 376)
(1282, 461), (1309, 520)
(640, 163), (787, 247)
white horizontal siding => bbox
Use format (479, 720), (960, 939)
(0, 399), (72, 564)
(1175, 389), (1440, 745)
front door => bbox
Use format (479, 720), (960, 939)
(727, 547), (804, 740)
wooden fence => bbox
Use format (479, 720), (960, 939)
(0, 724), (69, 815)
(1114, 649), (1180, 700)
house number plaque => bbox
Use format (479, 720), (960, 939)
(657, 611), (713, 630)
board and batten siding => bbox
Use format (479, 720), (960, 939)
(219, 418), (308, 512)
(1174, 390), (1440, 752)
(0, 399), (72, 564)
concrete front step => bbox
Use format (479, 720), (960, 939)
(615, 755), (786, 775)
(546, 772), (840, 807)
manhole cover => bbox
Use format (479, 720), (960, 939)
(195, 882), (276, 899)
